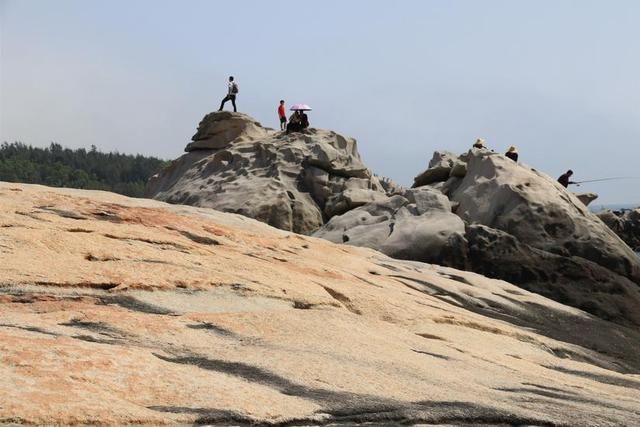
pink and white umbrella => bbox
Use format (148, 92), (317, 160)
(290, 103), (312, 111)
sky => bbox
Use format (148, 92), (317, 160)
(1, 0), (639, 204)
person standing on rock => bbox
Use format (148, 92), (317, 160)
(278, 100), (287, 131)
(218, 76), (238, 112)
(505, 146), (519, 162)
(558, 170), (576, 188)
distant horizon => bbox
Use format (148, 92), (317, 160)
(2, 0), (639, 204)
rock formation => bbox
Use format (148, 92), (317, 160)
(314, 188), (468, 267)
(147, 113), (640, 326)
(598, 208), (640, 252)
(316, 149), (640, 326)
(2, 182), (640, 425)
(146, 112), (392, 235)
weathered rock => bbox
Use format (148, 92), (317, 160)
(147, 112), (389, 234)
(314, 188), (468, 266)
(324, 188), (388, 217)
(449, 161), (467, 178)
(412, 151), (468, 188)
(317, 148), (640, 326)
(450, 150), (640, 284)
(186, 111), (269, 151)
(2, 183), (640, 425)
(598, 208), (640, 252)
(465, 224), (640, 325)
(574, 191), (599, 206)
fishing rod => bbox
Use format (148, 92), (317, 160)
(574, 177), (640, 184)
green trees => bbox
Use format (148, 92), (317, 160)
(0, 142), (168, 197)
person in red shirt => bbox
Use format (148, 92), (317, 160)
(278, 100), (287, 131)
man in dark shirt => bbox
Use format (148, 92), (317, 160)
(557, 170), (576, 188)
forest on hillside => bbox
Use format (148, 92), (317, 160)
(0, 142), (168, 197)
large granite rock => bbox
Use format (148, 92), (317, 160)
(450, 150), (640, 283)
(146, 112), (388, 235)
(598, 208), (640, 252)
(2, 183), (640, 425)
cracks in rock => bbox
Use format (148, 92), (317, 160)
(165, 226), (221, 246)
(350, 274), (383, 288)
(33, 280), (120, 290)
(15, 210), (52, 222)
(102, 233), (191, 252)
(59, 319), (125, 336)
(0, 323), (59, 336)
(542, 365), (640, 390)
(35, 206), (88, 220)
(60, 319), (131, 345)
(67, 228), (94, 233)
(85, 253), (120, 262)
(411, 349), (450, 360)
(97, 295), (175, 315)
(92, 210), (123, 223)
(292, 301), (314, 310)
(186, 322), (237, 338)
(416, 332), (447, 341)
(320, 285), (362, 315)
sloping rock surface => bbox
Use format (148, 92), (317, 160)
(146, 112), (389, 235)
(316, 149), (640, 326)
(2, 183), (640, 426)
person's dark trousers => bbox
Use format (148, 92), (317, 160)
(218, 95), (237, 112)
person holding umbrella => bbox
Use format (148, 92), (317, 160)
(286, 104), (311, 134)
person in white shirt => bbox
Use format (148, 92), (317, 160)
(218, 76), (238, 112)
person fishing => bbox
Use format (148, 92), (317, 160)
(558, 170), (576, 188)
(218, 76), (238, 112)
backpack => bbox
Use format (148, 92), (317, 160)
(231, 83), (239, 94)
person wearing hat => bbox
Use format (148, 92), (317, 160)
(473, 138), (487, 149)
(505, 146), (519, 162)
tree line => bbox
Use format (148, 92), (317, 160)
(0, 142), (168, 197)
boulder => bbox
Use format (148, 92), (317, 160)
(186, 111), (269, 151)
(314, 189), (468, 266)
(147, 112), (394, 235)
(412, 151), (461, 187)
(574, 192), (599, 206)
(449, 150), (640, 284)
(324, 188), (389, 217)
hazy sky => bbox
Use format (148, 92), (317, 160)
(1, 0), (639, 204)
